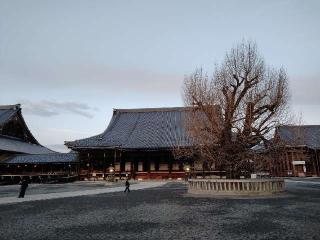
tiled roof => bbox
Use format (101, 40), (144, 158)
(0, 105), (20, 126)
(0, 104), (40, 144)
(4, 153), (78, 164)
(277, 125), (320, 149)
(0, 135), (55, 154)
(66, 107), (193, 150)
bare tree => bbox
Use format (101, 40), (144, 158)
(175, 41), (290, 178)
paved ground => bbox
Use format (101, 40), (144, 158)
(0, 181), (165, 205)
(0, 181), (126, 198)
(285, 177), (320, 184)
(0, 180), (319, 240)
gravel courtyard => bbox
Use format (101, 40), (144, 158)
(0, 180), (319, 240)
(0, 181), (124, 198)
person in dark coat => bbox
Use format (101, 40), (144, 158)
(124, 179), (130, 193)
(18, 178), (29, 198)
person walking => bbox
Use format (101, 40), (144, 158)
(124, 179), (130, 193)
(18, 178), (29, 198)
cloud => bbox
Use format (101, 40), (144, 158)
(20, 100), (98, 118)
(0, 63), (184, 97)
(289, 75), (320, 105)
(45, 144), (70, 153)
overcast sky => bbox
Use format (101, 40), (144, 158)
(0, 0), (319, 152)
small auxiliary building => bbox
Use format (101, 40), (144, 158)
(65, 107), (193, 180)
(274, 125), (320, 177)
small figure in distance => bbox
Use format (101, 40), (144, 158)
(124, 178), (130, 193)
(18, 177), (29, 198)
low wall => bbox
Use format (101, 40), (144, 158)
(188, 178), (285, 196)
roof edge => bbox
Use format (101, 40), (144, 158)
(0, 104), (21, 110)
(113, 107), (191, 113)
(277, 125), (320, 128)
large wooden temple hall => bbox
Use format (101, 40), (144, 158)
(66, 107), (320, 180)
(65, 107), (193, 180)
(0, 104), (78, 183)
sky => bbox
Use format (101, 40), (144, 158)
(0, 0), (319, 152)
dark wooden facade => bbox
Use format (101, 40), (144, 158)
(272, 125), (320, 177)
(270, 146), (320, 177)
(77, 149), (187, 180)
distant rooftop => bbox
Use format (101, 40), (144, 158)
(277, 125), (320, 149)
(0, 134), (55, 154)
(4, 152), (78, 164)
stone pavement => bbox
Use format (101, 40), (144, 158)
(285, 177), (320, 184)
(0, 181), (166, 205)
(0, 181), (319, 240)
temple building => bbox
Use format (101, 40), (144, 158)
(66, 107), (320, 180)
(65, 107), (193, 180)
(273, 125), (320, 177)
(0, 104), (53, 157)
(2, 104), (318, 181)
(0, 104), (78, 183)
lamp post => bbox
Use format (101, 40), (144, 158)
(109, 166), (115, 182)
(86, 163), (90, 180)
(87, 152), (90, 180)
(184, 164), (191, 182)
(103, 152), (106, 180)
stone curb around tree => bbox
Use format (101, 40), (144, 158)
(188, 178), (285, 196)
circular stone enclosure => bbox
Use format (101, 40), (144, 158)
(188, 178), (285, 196)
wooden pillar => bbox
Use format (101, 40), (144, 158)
(315, 150), (318, 176)
(116, 149), (124, 179)
(103, 152), (106, 180)
(133, 155), (138, 179)
(316, 150), (320, 176)
(146, 154), (149, 172)
(155, 156), (159, 171)
(88, 152), (90, 172)
(315, 150), (320, 176)
(285, 151), (290, 176)
(120, 155), (125, 173)
(168, 153), (172, 178)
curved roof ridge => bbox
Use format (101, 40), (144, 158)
(100, 110), (122, 135)
(114, 107), (190, 113)
(16, 108), (40, 144)
(0, 104), (41, 145)
(279, 125), (320, 128)
(0, 104), (21, 110)
(0, 108), (19, 127)
(0, 136), (56, 154)
(65, 112), (123, 147)
(0, 134), (35, 142)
